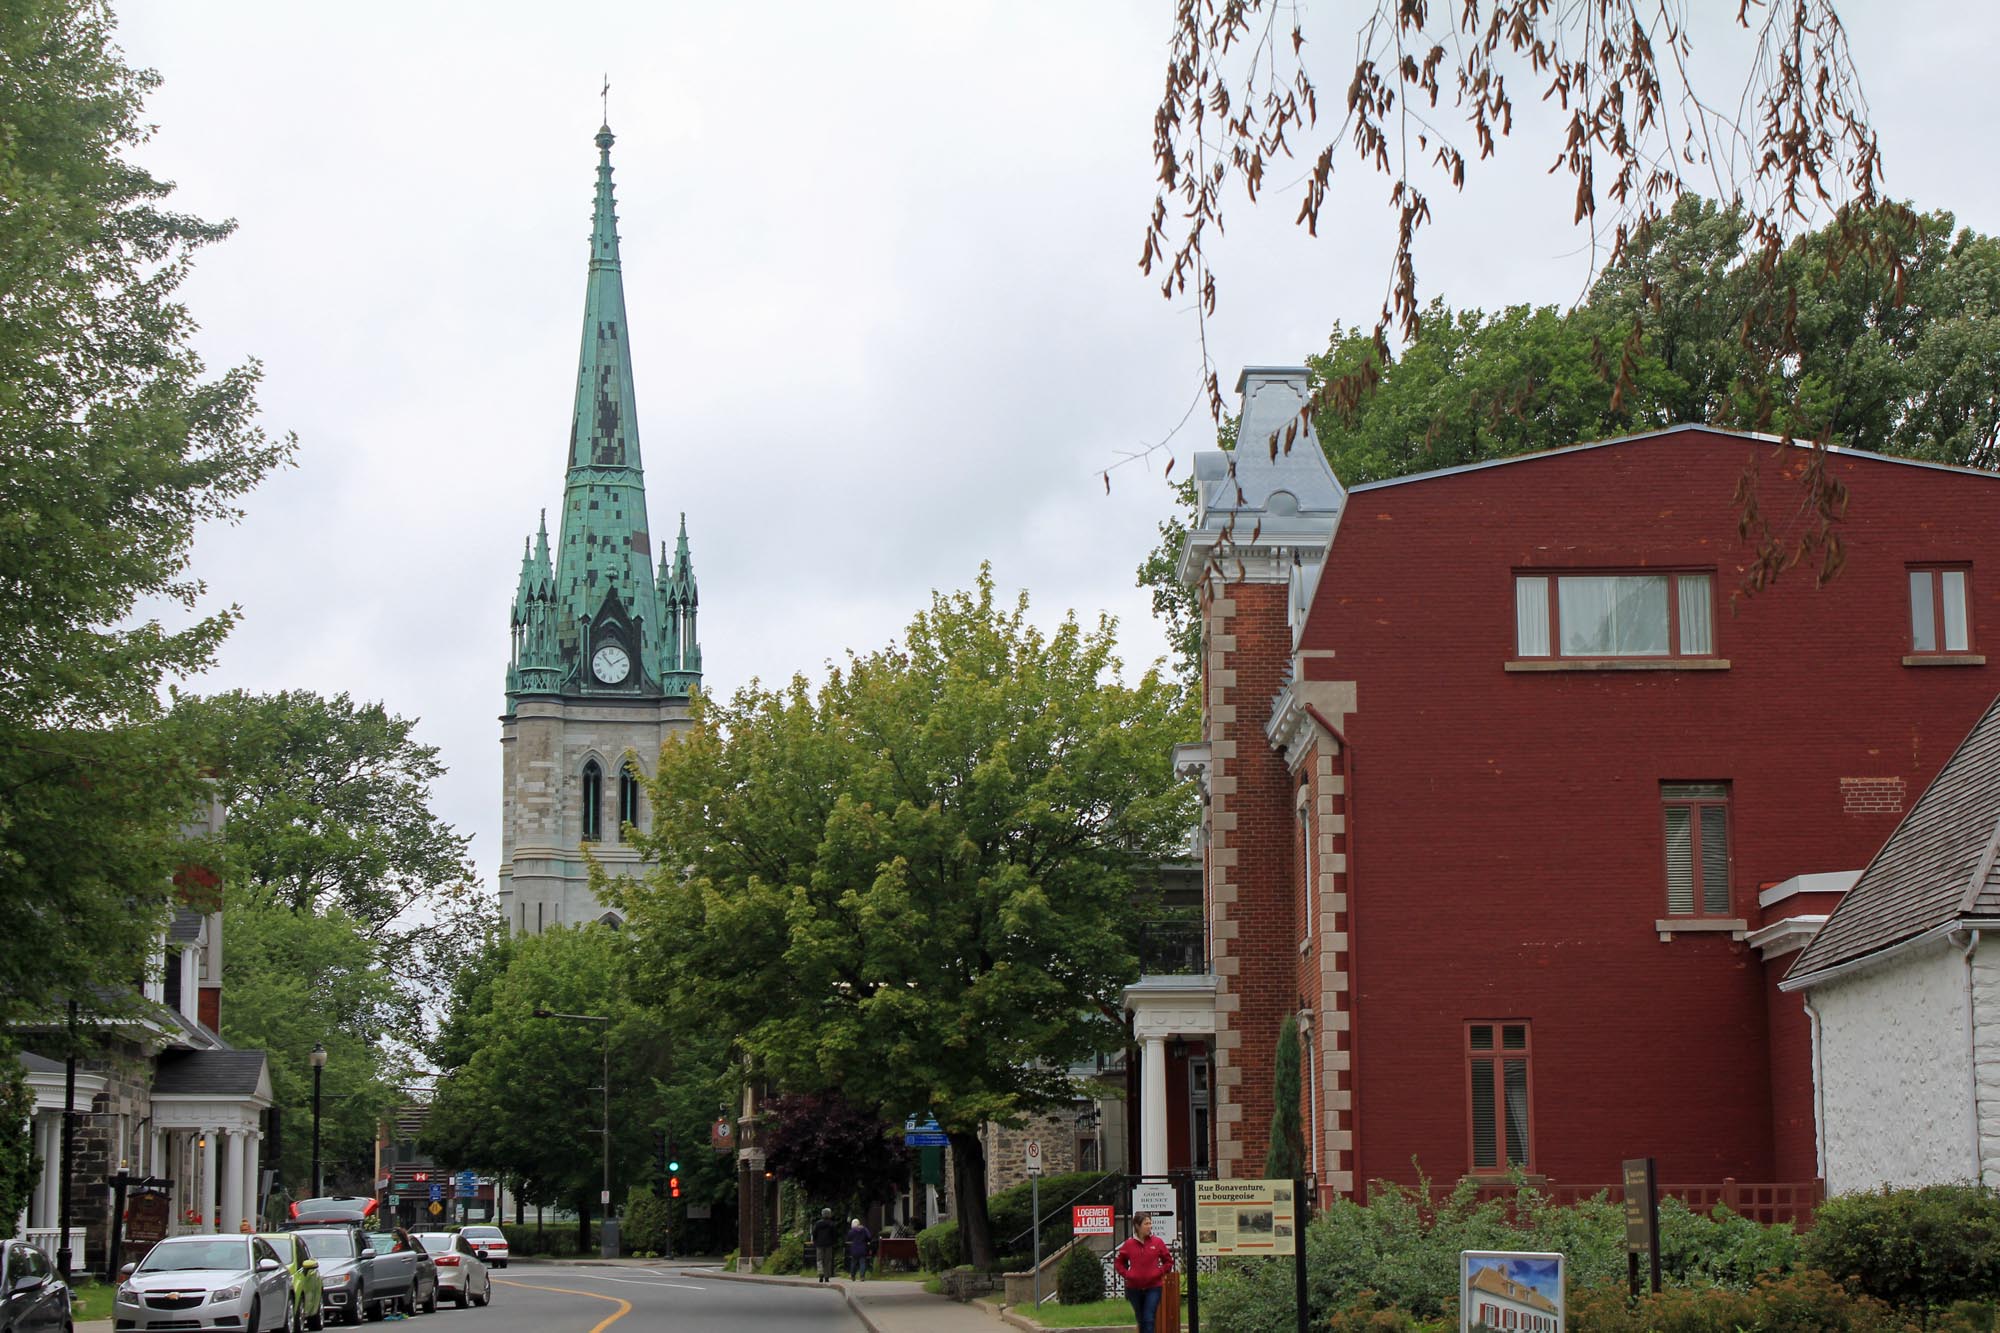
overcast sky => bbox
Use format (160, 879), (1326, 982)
(110, 3), (2000, 897)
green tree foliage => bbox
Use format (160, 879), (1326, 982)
(1265, 1014), (1304, 1181)
(1141, 198), (2000, 680)
(0, 0), (291, 1023)
(167, 689), (486, 984)
(0, 1039), (35, 1225)
(620, 1186), (671, 1256)
(617, 566), (1196, 1269)
(217, 898), (407, 1195)
(1056, 1237), (1105, 1305)
(762, 1090), (904, 1216)
(422, 925), (674, 1251)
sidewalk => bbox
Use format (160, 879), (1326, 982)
(692, 1268), (1005, 1333)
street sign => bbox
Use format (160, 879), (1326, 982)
(1072, 1205), (1114, 1236)
(457, 1170), (477, 1194)
(1023, 1139), (1043, 1175)
(429, 1184), (442, 1202)
(390, 1195), (401, 1206)
(711, 1117), (733, 1151)
(903, 1114), (947, 1147)
(1132, 1181), (1177, 1234)
(428, 1202), (442, 1216)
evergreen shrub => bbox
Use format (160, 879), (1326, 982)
(758, 1230), (806, 1275)
(1804, 1184), (2000, 1325)
(620, 1187), (670, 1256)
(917, 1220), (958, 1272)
(1056, 1242), (1105, 1305)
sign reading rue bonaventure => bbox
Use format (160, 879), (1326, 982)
(1193, 1179), (1295, 1257)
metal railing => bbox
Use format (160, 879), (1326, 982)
(21, 1228), (85, 1267)
(1136, 920), (1207, 976)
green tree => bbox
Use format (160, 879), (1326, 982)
(0, 1039), (35, 1225)
(167, 689), (485, 983)
(0, 0), (291, 1024)
(1265, 1015), (1303, 1182)
(616, 566), (1196, 1268)
(1141, 198), (2000, 679)
(217, 898), (407, 1196)
(422, 925), (672, 1252)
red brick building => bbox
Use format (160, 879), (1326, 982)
(1126, 366), (2000, 1205)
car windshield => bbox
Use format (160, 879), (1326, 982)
(138, 1239), (251, 1273)
(297, 1233), (356, 1261)
(254, 1237), (296, 1264)
(409, 1235), (452, 1253)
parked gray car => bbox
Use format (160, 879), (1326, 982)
(2, 1241), (71, 1333)
(289, 1231), (390, 1326)
(116, 1235), (291, 1333)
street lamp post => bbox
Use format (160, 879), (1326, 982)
(532, 1008), (612, 1256)
(309, 1043), (327, 1198)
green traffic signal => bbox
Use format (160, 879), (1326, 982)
(668, 1159), (680, 1172)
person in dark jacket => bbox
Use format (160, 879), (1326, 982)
(844, 1218), (873, 1281)
(1113, 1213), (1174, 1333)
(810, 1208), (841, 1283)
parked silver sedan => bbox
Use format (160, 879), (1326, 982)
(117, 1235), (292, 1333)
(406, 1235), (489, 1309)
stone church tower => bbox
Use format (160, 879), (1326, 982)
(498, 120), (701, 934)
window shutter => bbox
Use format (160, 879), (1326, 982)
(1700, 804), (1730, 914)
(1664, 805), (1695, 914)
(1470, 1058), (1497, 1168)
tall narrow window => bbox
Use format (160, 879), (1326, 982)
(1299, 805), (1315, 943)
(1910, 566), (1972, 654)
(618, 769), (641, 839)
(1662, 783), (1731, 916)
(580, 760), (602, 841)
(1466, 1022), (1532, 1172)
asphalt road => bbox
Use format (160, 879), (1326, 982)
(472, 1263), (868, 1333)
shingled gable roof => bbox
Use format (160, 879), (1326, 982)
(152, 1049), (272, 1102)
(1785, 692), (2000, 989)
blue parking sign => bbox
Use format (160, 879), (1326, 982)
(429, 1183), (442, 1202)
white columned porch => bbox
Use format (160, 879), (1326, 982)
(35, 1116), (59, 1226)
(201, 1130), (219, 1231)
(1123, 975), (1219, 1176)
(220, 1130), (245, 1234)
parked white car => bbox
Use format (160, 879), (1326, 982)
(406, 1235), (490, 1309)
(117, 1235), (292, 1333)
(455, 1227), (508, 1270)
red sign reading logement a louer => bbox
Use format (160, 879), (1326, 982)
(1072, 1205), (1114, 1235)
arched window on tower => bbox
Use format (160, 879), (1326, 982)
(581, 760), (603, 841)
(618, 768), (641, 839)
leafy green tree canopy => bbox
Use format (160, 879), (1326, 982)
(616, 565), (1196, 1267)
(0, 0), (292, 1020)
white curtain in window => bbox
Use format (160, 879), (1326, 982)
(1677, 574), (1713, 655)
(1560, 576), (1668, 655)
(1515, 577), (1550, 655)
(1911, 571), (1937, 652)
(1944, 570), (1970, 651)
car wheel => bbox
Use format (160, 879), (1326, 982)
(470, 1281), (487, 1310)
(423, 1285), (437, 1316)
(309, 1302), (324, 1331)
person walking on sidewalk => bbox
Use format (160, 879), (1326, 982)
(811, 1208), (842, 1283)
(1114, 1212), (1174, 1333)
(844, 1218), (873, 1281)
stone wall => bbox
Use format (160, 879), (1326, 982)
(983, 1111), (1083, 1196)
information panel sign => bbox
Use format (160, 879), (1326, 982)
(1461, 1250), (1565, 1333)
(1193, 1178), (1296, 1257)
(1131, 1181), (1179, 1236)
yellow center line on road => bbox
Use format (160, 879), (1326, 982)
(492, 1279), (632, 1333)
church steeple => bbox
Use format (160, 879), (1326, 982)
(657, 512), (702, 697)
(518, 119), (669, 701)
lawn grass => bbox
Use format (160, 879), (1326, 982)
(1010, 1296), (1134, 1328)
(71, 1279), (116, 1322)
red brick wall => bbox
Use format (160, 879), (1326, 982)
(1277, 431), (2000, 1191)
(1765, 961), (1819, 1181)
(1209, 581), (1298, 1175)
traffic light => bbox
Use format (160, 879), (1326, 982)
(668, 1175), (681, 1199)
(653, 1129), (666, 1177)
(667, 1158), (680, 1173)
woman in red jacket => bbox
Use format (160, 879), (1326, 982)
(1113, 1212), (1174, 1333)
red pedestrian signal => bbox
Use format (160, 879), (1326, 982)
(668, 1175), (681, 1199)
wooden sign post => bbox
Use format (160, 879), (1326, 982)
(1621, 1157), (1660, 1297)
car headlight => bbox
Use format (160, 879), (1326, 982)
(117, 1285), (139, 1306)
(211, 1286), (243, 1303)
(323, 1273), (352, 1288)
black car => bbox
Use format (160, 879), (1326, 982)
(0, 1243), (69, 1333)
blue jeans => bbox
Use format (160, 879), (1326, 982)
(1127, 1285), (1162, 1333)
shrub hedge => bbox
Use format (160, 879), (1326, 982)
(915, 1171), (1117, 1271)
(1804, 1185), (2000, 1326)
(1057, 1241), (1106, 1305)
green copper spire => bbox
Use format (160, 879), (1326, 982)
(546, 119), (664, 691)
(656, 512), (702, 697)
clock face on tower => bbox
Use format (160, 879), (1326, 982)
(591, 643), (631, 684)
